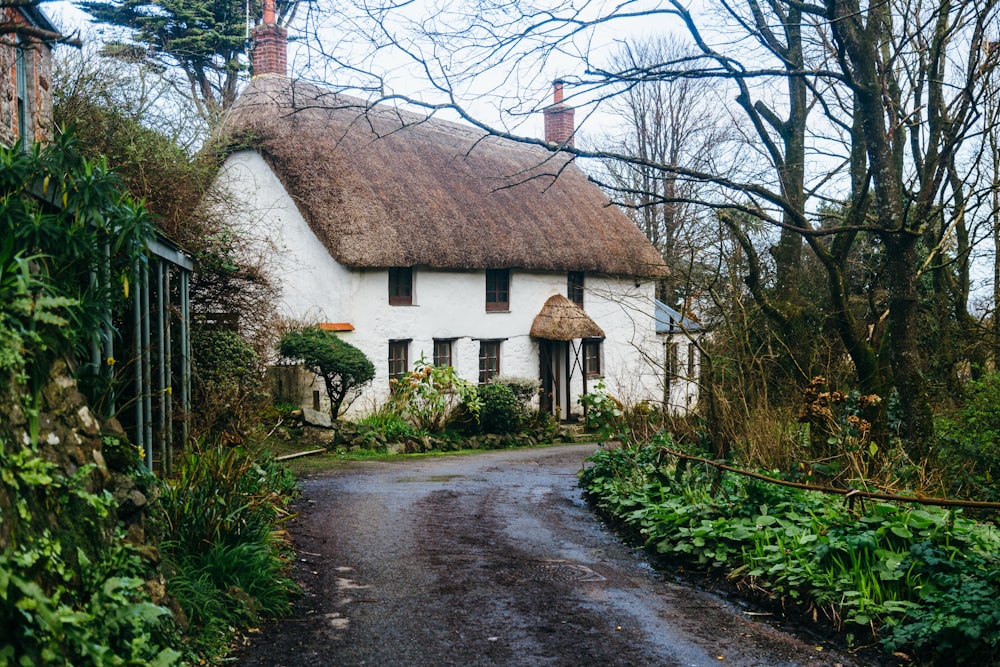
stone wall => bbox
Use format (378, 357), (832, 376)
(0, 360), (152, 551)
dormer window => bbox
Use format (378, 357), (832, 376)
(388, 267), (413, 305)
(568, 271), (584, 307)
(486, 269), (510, 312)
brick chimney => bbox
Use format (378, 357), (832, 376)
(251, 0), (287, 77)
(543, 80), (575, 148)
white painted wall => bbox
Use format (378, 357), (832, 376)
(663, 337), (702, 414)
(215, 150), (675, 418)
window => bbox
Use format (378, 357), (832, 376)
(583, 339), (602, 377)
(15, 40), (29, 150)
(388, 340), (409, 384)
(568, 271), (584, 307)
(667, 342), (678, 377)
(479, 340), (501, 383)
(388, 267), (413, 305)
(687, 342), (699, 377)
(485, 269), (510, 311)
(433, 339), (454, 368)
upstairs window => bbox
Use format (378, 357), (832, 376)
(583, 338), (602, 377)
(388, 267), (413, 305)
(485, 269), (510, 312)
(433, 339), (454, 368)
(568, 271), (584, 307)
(388, 340), (409, 384)
(479, 340), (501, 383)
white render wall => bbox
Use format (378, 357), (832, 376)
(215, 150), (671, 417)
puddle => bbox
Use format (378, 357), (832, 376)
(394, 475), (464, 483)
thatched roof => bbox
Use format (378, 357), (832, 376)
(530, 294), (605, 341)
(215, 76), (667, 277)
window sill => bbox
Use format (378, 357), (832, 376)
(485, 309), (511, 314)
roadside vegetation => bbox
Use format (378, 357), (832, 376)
(578, 383), (1000, 666)
(10, 1), (1000, 663)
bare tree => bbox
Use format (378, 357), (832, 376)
(596, 36), (727, 308)
(321, 0), (1000, 450)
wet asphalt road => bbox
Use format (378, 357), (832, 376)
(237, 444), (869, 667)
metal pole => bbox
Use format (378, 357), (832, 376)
(132, 264), (145, 470)
(141, 265), (153, 471)
(180, 269), (191, 451)
(89, 269), (101, 374)
(164, 266), (173, 475)
(156, 259), (166, 476)
(103, 242), (114, 416)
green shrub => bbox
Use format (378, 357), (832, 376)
(935, 372), (1000, 499)
(0, 435), (180, 666)
(158, 444), (298, 655)
(192, 328), (259, 392)
(488, 376), (539, 411)
(477, 383), (521, 434)
(390, 355), (481, 432)
(191, 328), (267, 444)
(279, 327), (375, 419)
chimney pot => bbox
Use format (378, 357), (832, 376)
(251, 0), (287, 77)
(544, 79), (574, 148)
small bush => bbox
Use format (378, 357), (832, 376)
(477, 383), (521, 434)
(488, 376), (539, 411)
(279, 327), (375, 419)
(935, 372), (1000, 500)
(356, 409), (422, 441)
(191, 328), (267, 445)
(158, 444), (298, 655)
(390, 356), (481, 432)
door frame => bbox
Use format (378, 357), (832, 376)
(538, 339), (571, 419)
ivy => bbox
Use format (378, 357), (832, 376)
(0, 436), (181, 665)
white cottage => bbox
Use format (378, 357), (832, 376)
(210, 12), (689, 419)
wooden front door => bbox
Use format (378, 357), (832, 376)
(539, 340), (570, 419)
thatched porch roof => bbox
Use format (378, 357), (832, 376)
(530, 294), (605, 341)
(214, 77), (667, 278)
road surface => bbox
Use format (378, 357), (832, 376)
(237, 444), (869, 666)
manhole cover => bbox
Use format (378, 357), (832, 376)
(500, 560), (607, 584)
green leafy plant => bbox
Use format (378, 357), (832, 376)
(579, 381), (628, 443)
(390, 355), (481, 432)
(279, 326), (375, 420)
(580, 441), (1000, 663)
(158, 443), (298, 655)
(0, 133), (153, 413)
(477, 382), (521, 434)
(0, 435), (180, 666)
